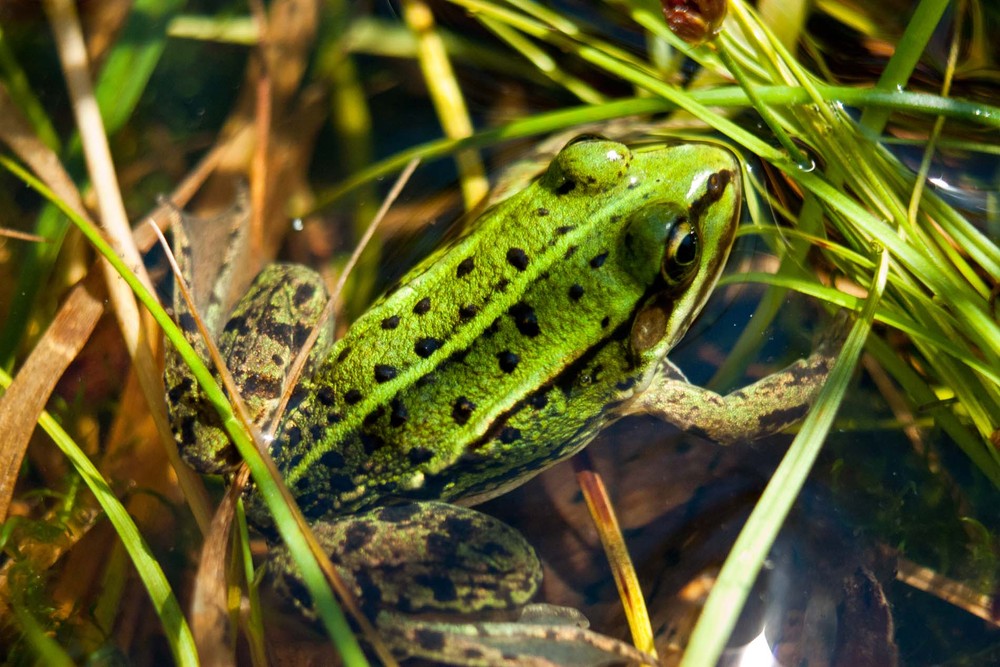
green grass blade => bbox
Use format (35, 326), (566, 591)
(859, 0), (951, 133)
(10, 595), (76, 666)
(91, 0), (186, 133)
(0, 154), (370, 666)
(682, 250), (890, 667)
(0, 0), (184, 365)
(0, 368), (198, 667)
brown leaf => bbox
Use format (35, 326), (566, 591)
(191, 470), (249, 667)
(0, 271), (105, 522)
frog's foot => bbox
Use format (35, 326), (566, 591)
(376, 604), (658, 666)
(628, 310), (851, 445)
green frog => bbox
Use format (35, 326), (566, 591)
(165, 136), (840, 662)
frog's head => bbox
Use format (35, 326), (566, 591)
(538, 136), (740, 364)
(620, 142), (742, 363)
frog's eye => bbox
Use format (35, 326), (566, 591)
(622, 202), (699, 287)
(662, 220), (699, 285)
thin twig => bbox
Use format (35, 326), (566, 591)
(44, 0), (213, 532)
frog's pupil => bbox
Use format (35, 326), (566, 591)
(676, 232), (697, 265)
(663, 222), (698, 283)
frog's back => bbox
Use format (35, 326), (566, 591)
(254, 139), (740, 525)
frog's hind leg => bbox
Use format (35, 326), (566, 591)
(628, 316), (848, 445)
(268, 502), (662, 665)
(269, 501), (542, 624)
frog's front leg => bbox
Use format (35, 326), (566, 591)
(166, 263), (332, 473)
(628, 319), (847, 445)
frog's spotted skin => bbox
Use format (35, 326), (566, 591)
(242, 139), (741, 527)
(167, 263), (332, 474)
(270, 502), (541, 623)
(168, 135), (847, 657)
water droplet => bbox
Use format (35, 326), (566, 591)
(292, 218), (304, 231)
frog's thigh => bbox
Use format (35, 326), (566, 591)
(270, 502), (542, 622)
(629, 333), (842, 445)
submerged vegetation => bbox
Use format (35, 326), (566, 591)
(0, 0), (997, 664)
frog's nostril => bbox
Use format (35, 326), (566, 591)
(555, 179), (577, 195)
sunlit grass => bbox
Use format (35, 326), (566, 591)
(405, 0), (998, 664)
(0, 0), (996, 664)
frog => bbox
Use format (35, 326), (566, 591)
(164, 135), (842, 663)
